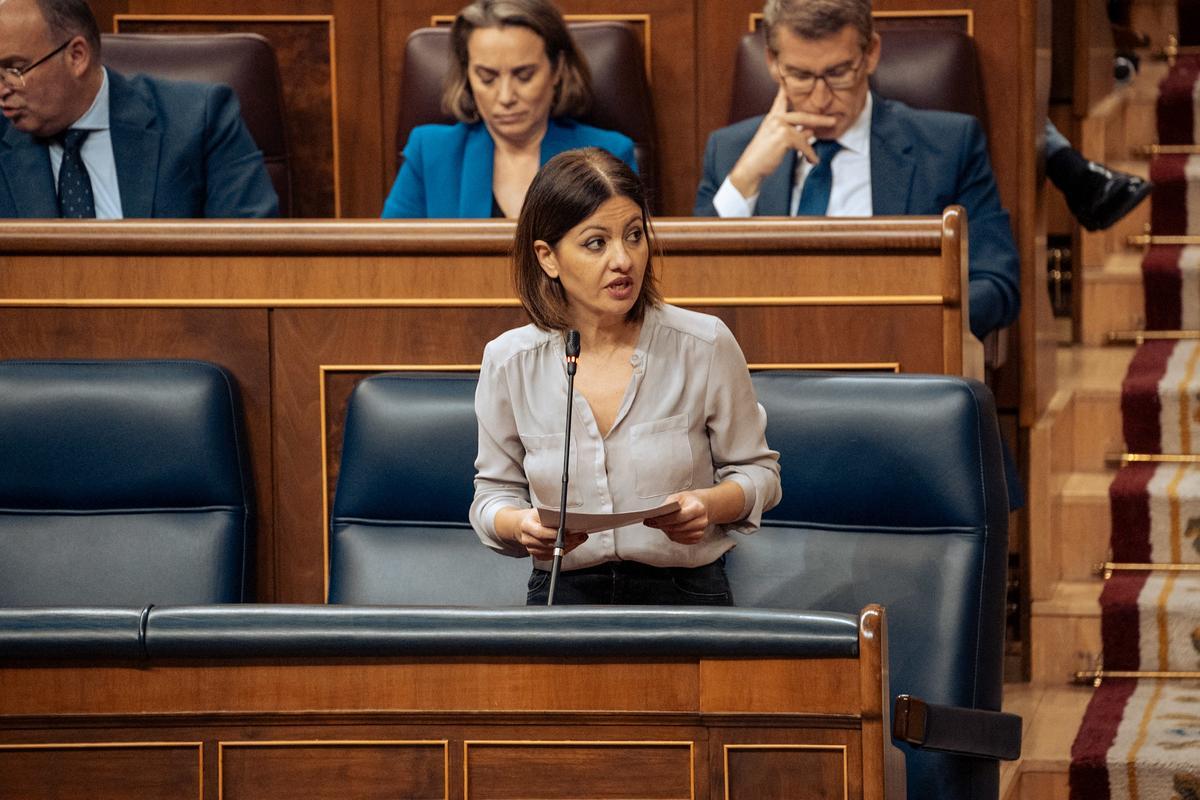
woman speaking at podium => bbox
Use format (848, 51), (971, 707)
(469, 147), (781, 605)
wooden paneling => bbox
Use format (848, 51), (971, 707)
(464, 741), (693, 799)
(0, 308), (274, 600)
(220, 741), (446, 800)
(0, 743), (202, 800)
(0, 217), (964, 602)
(723, 744), (848, 800)
(700, 659), (861, 715)
(1072, 0), (1116, 118)
(0, 612), (898, 798)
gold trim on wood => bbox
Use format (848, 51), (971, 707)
(722, 743), (849, 800)
(1129, 234), (1200, 248)
(1108, 330), (1200, 345)
(1106, 452), (1200, 465)
(1074, 668), (1200, 687)
(218, 740), (449, 800)
(748, 362), (901, 372)
(0, 742), (203, 800)
(0, 299), (523, 309)
(0, 217), (947, 254)
(431, 13), (652, 78)
(750, 8), (973, 35)
(462, 740), (695, 800)
(1097, 561), (1200, 579)
(1137, 144), (1200, 156)
(670, 295), (945, 307)
(874, 9), (974, 36)
(0, 295), (944, 309)
(112, 14), (342, 217)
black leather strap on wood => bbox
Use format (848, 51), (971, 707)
(893, 694), (1022, 761)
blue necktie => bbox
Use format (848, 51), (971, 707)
(56, 129), (95, 219)
(795, 139), (842, 216)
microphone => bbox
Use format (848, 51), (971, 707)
(546, 329), (580, 606)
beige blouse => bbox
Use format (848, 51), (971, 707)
(469, 304), (782, 571)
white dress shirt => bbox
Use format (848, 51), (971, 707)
(712, 92), (874, 218)
(48, 68), (123, 219)
(470, 304), (782, 571)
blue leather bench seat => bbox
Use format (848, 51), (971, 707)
(0, 606), (858, 661)
(0, 607), (147, 659)
(0, 360), (252, 606)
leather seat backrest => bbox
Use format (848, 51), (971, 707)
(397, 22), (659, 210)
(729, 25), (987, 125)
(0, 360), (252, 606)
(329, 372), (529, 605)
(734, 371), (1009, 800)
(101, 32), (293, 216)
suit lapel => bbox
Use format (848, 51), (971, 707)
(0, 126), (59, 217)
(459, 123), (494, 218)
(107, 71), (161, 219)
(869, 95), (915, 215)
(756, 149), (796, 216)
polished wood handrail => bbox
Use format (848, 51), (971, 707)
(0, 216), (949, 255)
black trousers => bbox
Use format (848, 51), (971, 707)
(525, 557), (733, 606)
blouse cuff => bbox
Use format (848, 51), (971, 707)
(477, 496), (532, 558)
(720, 471), (760, 535)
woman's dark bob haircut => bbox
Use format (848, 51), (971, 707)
(513, 147), (661, 331)
(443, 0), (593, 123)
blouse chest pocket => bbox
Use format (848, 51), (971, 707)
(631, 414), (694, 499)
(519, 432), (583, 509)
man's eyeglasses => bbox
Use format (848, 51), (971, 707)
(776, 55), (865, 96)
(0, 39), (72, 90)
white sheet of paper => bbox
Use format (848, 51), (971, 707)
(537, 501), (681, 534)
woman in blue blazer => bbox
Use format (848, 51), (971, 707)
(382, 0), (637, 219)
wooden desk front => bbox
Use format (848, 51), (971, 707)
(0, 608), (901, 800)
(0, 213), (967, 603)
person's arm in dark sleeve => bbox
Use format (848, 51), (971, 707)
(956, 117), (1020, 339)
(201, 84), (279, 218)
(694, 131), (722, 217)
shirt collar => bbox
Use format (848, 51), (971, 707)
(69, 67), (110, 132)
(835, 91), (872, 155)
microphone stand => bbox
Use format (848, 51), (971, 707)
(547, 329), (580, 606)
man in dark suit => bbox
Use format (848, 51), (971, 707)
(0, 0), (277, 218)
(695, 0), (1018, 340)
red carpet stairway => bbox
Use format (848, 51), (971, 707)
(1069, 52), (1200, 800)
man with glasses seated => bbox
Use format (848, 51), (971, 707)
(0, 0), (277, 218)
(695, 0), (1018, 342)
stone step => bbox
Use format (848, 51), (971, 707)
(1009, 684), (1094, 800)
(1030, 580), (1103, 685)
(1057, 471), (1115, 582)
(1054, 346), (1134, 470)
(1080, 254), (1144, 345)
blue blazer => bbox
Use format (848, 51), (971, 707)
(0, 69), (278, 218)
(382, 118), (637, 218)
(695, 95), (1020, 339)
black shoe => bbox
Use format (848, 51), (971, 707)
(1065, 162), (1153, 231)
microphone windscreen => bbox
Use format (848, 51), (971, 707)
(566, 329), (581, 357)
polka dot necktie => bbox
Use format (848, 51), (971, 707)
(56, 129), (95, 219)
(795, 139), (843, 216)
